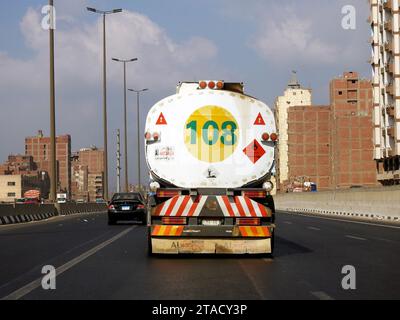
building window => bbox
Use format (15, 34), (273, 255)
(7, 193), (16, 197)
(338, 91), (343, 95)
(7, 181), (16, 186)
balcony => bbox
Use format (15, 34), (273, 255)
(384, 20), (393, 32)
(387, 83), (394, 95)
(384, 0), (393, 11)
(384, 41), (393, 52)
(386, 105), (395, 116)
(387, 126), (395, 137)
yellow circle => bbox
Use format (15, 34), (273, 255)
(184, 106), (239, 163)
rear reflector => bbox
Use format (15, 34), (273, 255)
(157, 190), (181, 198)
(242, 190), (267, 198)
(162, 217), (187, 225)
(237, 218), (260, 226)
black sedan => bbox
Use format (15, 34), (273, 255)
(108, 193), (147, 225)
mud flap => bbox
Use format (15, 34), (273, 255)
(151, 238), (271, 254)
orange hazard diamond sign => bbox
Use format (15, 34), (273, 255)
(254, 113), (265, 125)
(243, 139), (265, 164)
(156, 112), (167, 125)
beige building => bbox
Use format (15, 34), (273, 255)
(0, 175), (22, 202)
(275, 72), (312, 191)
(88, 173), (103, 201)
(370, 0), (400, 184)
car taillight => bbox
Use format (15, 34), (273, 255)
(242, 190), (267, 198)
(108, 204), (115, 210)
(137, 204), (145, 209)
(162, 217), (187, 225)
(236, 218), (260, 226)
(157, 189), (181, 198)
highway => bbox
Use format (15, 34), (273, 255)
(0, 211), (399, 300)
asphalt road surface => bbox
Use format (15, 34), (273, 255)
(0, 210), (399, 300)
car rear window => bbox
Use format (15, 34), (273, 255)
(112, 193), (142, 201)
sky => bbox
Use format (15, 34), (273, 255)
(0, 0), (371, 192)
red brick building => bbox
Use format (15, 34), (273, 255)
(71, 147), (104, 202)
(25, 130), (71, 193)
(287, 106), (332, 189)
(286, 72), (377, 191)
(330, 71), (376, 188)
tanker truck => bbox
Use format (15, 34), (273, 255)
(145, 80), (278, 255)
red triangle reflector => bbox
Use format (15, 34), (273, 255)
(156, 112), (167, 125)
(254, 113), (265, 125)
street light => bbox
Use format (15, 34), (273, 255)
(87, 7), (122, 201)
(128, 88), (149, 190)
(49, 0), (57, 202)
(112, 57), (138, 192)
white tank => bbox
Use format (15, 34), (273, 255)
(144, 81), (277, 189)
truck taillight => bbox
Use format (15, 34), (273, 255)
(236, 218), (260, 226)
(270, 133), (278, 142)
(162, 217), (187, 225)
(153, 132), (159, 141)
(198, 80), (224, 90)
(199, 81), (207, 89)
(242, 190), (267, 198)
(145, 132), (152, 141)
(262, 133), (270, 141)
(157, 189), (181, 198)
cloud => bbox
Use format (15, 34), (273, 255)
(251, 8), (339, 64)
(0, 7), (219, 187)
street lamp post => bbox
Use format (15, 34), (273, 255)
(112, 58), (138, 192)
(128, 89), (148, 190)
(87, 7), (122, 201)
(49, 0), (57, 202)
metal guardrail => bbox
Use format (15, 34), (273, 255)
(0, 203), (107, 225)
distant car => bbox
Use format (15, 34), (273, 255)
(108, 192), (146, 225)
(24, 198), (40, 204)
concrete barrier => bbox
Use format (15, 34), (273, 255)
(0, 202), (107, 226)
(274, 185), (400, 225)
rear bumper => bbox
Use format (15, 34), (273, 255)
(108, 209), (146, 221)
(150, 225), (273, 254)
(151, 238), (272, 254)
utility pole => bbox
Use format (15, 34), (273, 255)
(128, 88), (149, 190)
(49, 0), (57, 202)
(116, 129), (121, 193)
(87, 7), (122, 201)
(112, 58), (138, 192)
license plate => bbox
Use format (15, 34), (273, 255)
(121, 206), (130, 211)
(202, 219), (221, 226)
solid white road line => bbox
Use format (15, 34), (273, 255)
(346, 235), (367, 241)
(307, 226), (321, 231)
(282, 212), (400, 229)
(311, 291), (334, 300)
(1, 226), (135, 300)
(283, 221), (293, 225)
